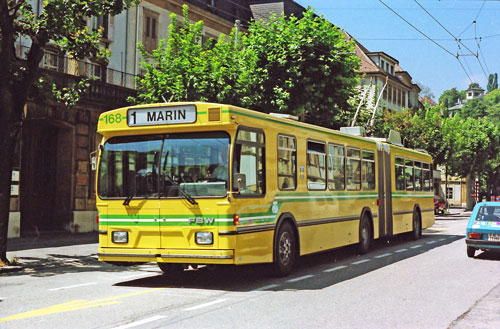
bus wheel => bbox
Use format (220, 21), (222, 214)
(272, 221), (296, 277)
(411, 211), (422, 240)
(467, 246), (476, 258)
(157, 263), (184, 275)
(358, 215), (372, 254)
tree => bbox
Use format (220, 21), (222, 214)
(438, 87), (462, 108)
(417, 82), (435, 99)
(243, 10), (360, 128)
(459, 97), (488, 118)
(487, 74), (494, 93)
(133, 7), (361, 130)
(442, 116), (499, 209)
(372, 105), (447, 166)
(0, 0), (134, 266)
(486, 73), (498, 93)
(131, 5), (257, 106)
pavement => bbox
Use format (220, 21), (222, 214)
(1, 231), (98, 274)
(1, 208), (499, 328)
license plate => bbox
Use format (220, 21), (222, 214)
(488, 234), (500, 242)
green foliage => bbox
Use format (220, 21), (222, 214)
(438, 87), (462, 108)
(131, 5), (257, 106)
(486, 73), (498, 93)
(242, 10), (360, 128)
(442, 116), (499, 177)
(459, 97), (488, 118)
(2, 0), (135, 107)
(131, 6), (361, 129)
(373, 105), (447, 165)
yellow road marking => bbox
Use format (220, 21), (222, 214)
(0, 288), (165, 323)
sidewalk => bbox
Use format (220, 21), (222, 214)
(1, 231), (98, 274)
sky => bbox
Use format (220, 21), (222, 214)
(294, 0), (500, 100)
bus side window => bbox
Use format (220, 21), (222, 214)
(361, 150), (375, 190)
(422, 163), (431, 191)
(307, 141), (326, 190)
(277, 135), (297, 190)
(405, 159), (414, 191)
(395, 157), (405, 191)
(414, 161), (422, 191)
(346, 147), (361, 190)
(233, 128), (266, 196)
(328, 144), (345, 190)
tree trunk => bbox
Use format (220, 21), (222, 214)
(465, 174), (475, 211)
(0, 87), (20, 265)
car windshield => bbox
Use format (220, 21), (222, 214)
(475, 205), (500, 221)
(98, 131), (230, 198)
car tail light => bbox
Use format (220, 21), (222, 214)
(468, 232), (481, 239)
(233, 214), (240, 225)
(96, 215), (99, 224)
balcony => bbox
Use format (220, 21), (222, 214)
(17, 45), (137, 108)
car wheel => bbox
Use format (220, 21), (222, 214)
(272, 221), (296, 277)
(158, 263), (184, 275)
(467, 246), (476, 258)
(358, 215), (372, 254)
(411, 211), (422, 240)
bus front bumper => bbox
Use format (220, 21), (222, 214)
(98, 248), (235, 265)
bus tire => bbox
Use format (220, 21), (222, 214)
(411, 210), (422, 240)
(157, 262), (184, 275)
(358, 214), (372, 254)
(272, 221), (296, 277)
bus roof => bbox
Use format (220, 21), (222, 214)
(97, 102), (431, 159)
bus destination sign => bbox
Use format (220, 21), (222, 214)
(127, 105), (197, 126)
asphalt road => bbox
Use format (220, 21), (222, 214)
(1, 212), (499, 329)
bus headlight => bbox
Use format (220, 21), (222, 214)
(195, 232), (213, 245)
(112, 231), (128, 243)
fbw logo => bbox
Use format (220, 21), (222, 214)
(188, 217), (215, 225)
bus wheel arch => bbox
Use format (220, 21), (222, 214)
(272, 213), (299, 276)
(358, 208), (373, 254)
(411, 205), (422, 240)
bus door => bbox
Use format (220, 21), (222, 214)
(376, 142), (386, 237)
(97, 135), (163, 249)
(383, 144), (393, 236)
(157, 131), (231, 250)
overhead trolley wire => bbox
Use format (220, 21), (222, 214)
(414, 0), (488, 80)
(377, 0), (474, 84)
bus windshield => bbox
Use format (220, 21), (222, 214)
(98, 131), (230, 199)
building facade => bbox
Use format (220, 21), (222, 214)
(8, 0), (252, 238)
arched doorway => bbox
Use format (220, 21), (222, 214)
(20, 120), (73, 235)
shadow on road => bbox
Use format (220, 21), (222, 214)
(113, 233), (465, 292)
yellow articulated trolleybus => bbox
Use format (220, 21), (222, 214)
(95, 102), (434, 276)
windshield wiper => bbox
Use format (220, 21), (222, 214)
(165, 174), (198, 205)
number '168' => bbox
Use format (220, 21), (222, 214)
(102, 113), (123, 124)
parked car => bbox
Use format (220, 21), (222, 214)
(434, 195), (446, 214)
(465, 202), (500, 258)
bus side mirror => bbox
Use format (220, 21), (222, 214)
(233, 173), (246, 192)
